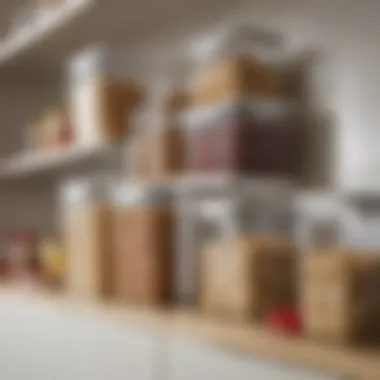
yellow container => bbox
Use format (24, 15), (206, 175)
(40, 238), (66, 283)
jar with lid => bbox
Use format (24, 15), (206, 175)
(201, 235), (296, 322)
(175, 177), (294, 304)
(60, 178), (114, 299)
(183, 26), (300, 177)
(186, 25), (284, 106)
(128, 78), (187, 182)
(67, 46), (143, 146)
(111, 182), (174, 305)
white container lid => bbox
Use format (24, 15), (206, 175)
(110, 181), (173, 206)
(60, 176), (116, 206)
(181, 97), (295, 130)
(187, 25), (283, 64)
(67, 44), (110, 84)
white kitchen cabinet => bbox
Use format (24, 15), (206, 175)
(0, 296), (158, 380)
(166, 338), (347, 380)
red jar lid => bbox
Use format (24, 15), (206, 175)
(265, 307), (302, 335)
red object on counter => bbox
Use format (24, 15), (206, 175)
(0, 257), (10, 279)
(6, 230), (40, 279)
(265, 307), (302, 335)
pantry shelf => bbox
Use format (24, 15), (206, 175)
(0, 143), (119, 179)
(0, 0), (94, 73)
(1, 286), (379, 379)
(0, 0), (244, 75)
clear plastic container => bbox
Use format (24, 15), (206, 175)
(67, 46), (142, 146)
(182, 99), (299, 176)
(110, 182), (174, 305)
(187, 25), (284, 106)
(175, 178), (294, 304)
(60, 178), (113, 299)
(127, 77), (187, 181)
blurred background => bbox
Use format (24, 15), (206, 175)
(0, 0), (380, 379)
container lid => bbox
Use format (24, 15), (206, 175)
(67, 45), (110, 83)
(110, 181), (172, 206)
(188, 25), (283, 64)
(60, 176), (114, 206)
(194, 196), (293, 237)
(196, 198), (240, 236)
(60, 180), (95, 206)
(181, 97), (295, 130)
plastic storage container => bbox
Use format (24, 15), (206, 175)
(187, 26), (283, 106)
(301, 250), (380, 344)
(201, 235), (297, 321)
(175, 178), (294, 304)
(111, 183), (174, 305)
(67, 47), (143, 146)
(60, 178), (114, 299)
(127, 78), (187, 181)
(183, 99), (299, 176)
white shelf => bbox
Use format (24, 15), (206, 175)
(0, 0), (244, 75)
(0, 0), (94, 71)
(0, 143), (118, 179)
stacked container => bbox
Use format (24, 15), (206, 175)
(183, 27), (299, 177)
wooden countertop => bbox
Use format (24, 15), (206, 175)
(1, 286), (379, 379)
